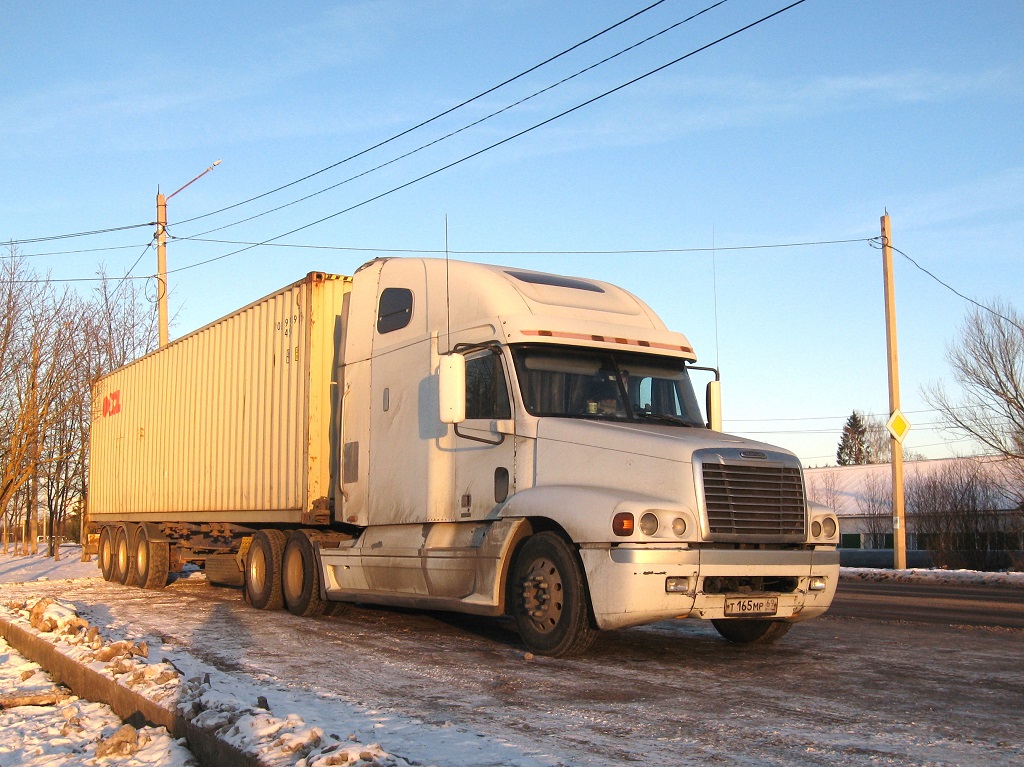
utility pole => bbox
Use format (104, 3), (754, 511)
(881, 213), (909, 569)
(156, 191), (168, 347)
(155, 160), (221, 347)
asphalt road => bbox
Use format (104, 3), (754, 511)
(831, 579), (1024, 628)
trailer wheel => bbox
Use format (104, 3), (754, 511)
(712, 619), (792, 644)
(98, 527), (115, 581)
(113, 526), (138, 587)
(245, 530), (286, 610)
(282, 531), (325, 617)
(510, 532), (596, 657)
(133, 526), (170, 590)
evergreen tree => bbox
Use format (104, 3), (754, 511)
(836, 410), (870, 465)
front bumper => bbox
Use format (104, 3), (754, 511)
(580, 544), (839, 631)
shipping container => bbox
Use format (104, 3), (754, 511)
(89, 272), (350, 526)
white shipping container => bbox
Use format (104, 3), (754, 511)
(89, 272), (350, 525)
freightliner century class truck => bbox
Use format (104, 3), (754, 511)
(89, 258), (839, 656)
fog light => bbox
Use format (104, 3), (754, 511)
(666, 576), (690, 593)
(639, 512), (659, 536)
(612, 512), (634, 536)
(809, 576), (827, 591)
(672, 517), (687, 536)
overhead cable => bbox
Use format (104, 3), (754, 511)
(177, 0), (732, 240)
(167, 0), (812, 277)
(173, 0), (676, 228)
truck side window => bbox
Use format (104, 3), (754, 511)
(465, 353), (511, 420)
(377, 288), (413, 334)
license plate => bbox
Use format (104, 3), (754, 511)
(724, 596), (779, 617)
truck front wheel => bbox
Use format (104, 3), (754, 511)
(245, 530), (286, 610)
(510, 532), (596, 657)
(712, 619), (792, 644)
(282, 531), (325, 617)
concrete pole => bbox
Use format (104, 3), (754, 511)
(881, 213), (908, 569)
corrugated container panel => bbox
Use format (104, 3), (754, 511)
(89, 273), (350, 523)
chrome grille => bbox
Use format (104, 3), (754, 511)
(701, 461), (806, 541)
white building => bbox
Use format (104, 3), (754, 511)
(804, 456), (1022, 569)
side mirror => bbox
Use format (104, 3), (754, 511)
(706, 380), (722, 432)
(439, 353), (466, 424)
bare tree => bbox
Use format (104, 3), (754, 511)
(907, 458), (1020, 570)
(0, 258), (82, 555)
(808, 470), (843, 513)
(857, 472), (892, 549)
(927, 301), (1024, 502)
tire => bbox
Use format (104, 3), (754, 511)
(282, 530), (325, 617)
(509, 532), (596, 657)
(712, 619), (793, 644)
(133, 526), (170, 590)
(113, 526), (138, 586)
(98, 527), (115, 582)
(245, 530), (286, 610)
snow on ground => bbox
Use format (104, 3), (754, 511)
(0, 632), (197, 767)
(0, 594), (418, 767)
(0, 547), (1021, 767)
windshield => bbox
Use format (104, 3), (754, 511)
(510, 344), (706, 427)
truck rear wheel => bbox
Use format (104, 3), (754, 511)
(98, 527), (115, 581)
(283, 531), (325, 617)
(245, 530), (286, 610)
(510, 532), (596, 657)
(113, 526), (139, 587)
(133, 526), (170, 590)
(712, 619), (792, 644)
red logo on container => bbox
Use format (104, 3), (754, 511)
(103, 391), (122, 417)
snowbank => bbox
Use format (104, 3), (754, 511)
(0, 597), (419, 767)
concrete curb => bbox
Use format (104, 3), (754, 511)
(0, 615), (263, 767)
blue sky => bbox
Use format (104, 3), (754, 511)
(3, 0), (1021, 465)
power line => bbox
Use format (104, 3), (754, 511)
(168, 234), (872, 255)
(176, 0), (732, 240)
(165, 0), (814, 277)
(872, 238), (1024, 334)
(3, 222), (153, 247)
(173, 0), (676, 229)
(10, 242), (153, 259)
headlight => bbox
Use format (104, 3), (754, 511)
(639, 513), (659, 536)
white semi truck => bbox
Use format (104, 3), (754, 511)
(89, 258), (838, 656)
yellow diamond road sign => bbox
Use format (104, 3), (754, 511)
(886, 409), (911, 443)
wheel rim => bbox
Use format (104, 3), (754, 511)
(99, 529), (112, 575)
(283, 545), (303, 605)
(115, 530), (130, 577)
(249, 546), (268, 594)
(135, 532), (149, 579)
(520, 556), (564, 634)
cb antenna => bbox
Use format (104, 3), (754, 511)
(444, 215), (451, 354)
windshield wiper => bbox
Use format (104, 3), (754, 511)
(636, 412), (699, 427)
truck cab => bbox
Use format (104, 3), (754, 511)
(317, 258), (839, 655)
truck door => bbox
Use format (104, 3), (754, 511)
(452, 347), (516, 520)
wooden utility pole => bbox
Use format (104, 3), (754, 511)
(156, 191), (169, 347)
(881, 213), (908, 569)
(155, 160), (220, 348)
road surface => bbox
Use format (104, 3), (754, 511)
(831, 579), (1024, 628)
(2, 574), (1021, 767)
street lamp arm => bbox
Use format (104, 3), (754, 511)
(167, 159), (222, 201)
